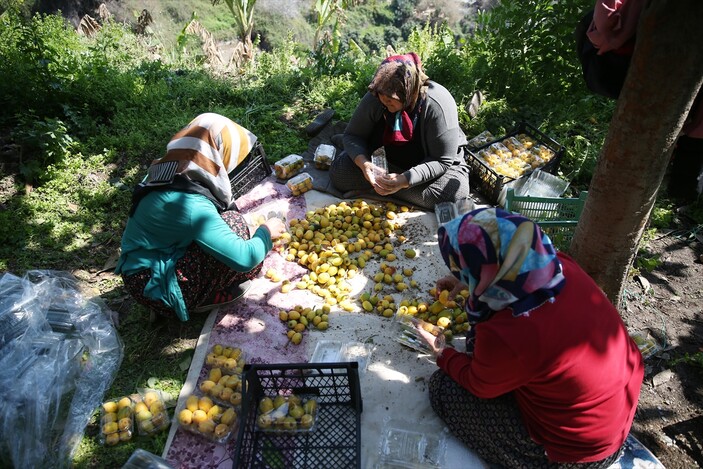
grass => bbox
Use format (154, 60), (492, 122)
(1, 1), (702, 466)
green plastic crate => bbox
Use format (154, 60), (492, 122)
(504, 188), (588, 251)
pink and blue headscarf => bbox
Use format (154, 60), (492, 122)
(438, 207), (565, 351)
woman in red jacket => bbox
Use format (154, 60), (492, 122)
(417, 207), (644, 468)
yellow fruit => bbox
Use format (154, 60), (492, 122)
(292, 332), (303, 345)
(279, 311), (288, 321)
(186, 395), (199, 413)
(214, 423), (230, 438)
(136, 409), (153, 422)
(179, 409), (193, 425)
(209, 368), (222, 383)
(212, 344), (224, 356)
(198, 396), (214, 413)
(105, 432), (120, 446)
(102, 401), (118, 413)
(119, 430), (132, 442)
(198, 419), (216, 434)
(118, 417), (131, 432)
(192, 409), (208, 424)
(221, 407), (237, 426)
(102, 421), (119, 435)
(259, 397), (274, 414)
(405, 249), (417, 258)
(230, 392), (242, 406)
(143, 391), (159, 408)
(300, 414), (314, 429)
(117, 397), (132, 410)
(257, 414), (273, 429)
(134, 401), (148, 414)
(207, 405), (222, 420)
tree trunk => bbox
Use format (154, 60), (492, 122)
(570, 0), (703, 308)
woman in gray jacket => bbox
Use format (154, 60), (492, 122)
(330, 52), (470, 210)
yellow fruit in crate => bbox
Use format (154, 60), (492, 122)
(207, 405), (222, 420)
(117, 406), (132, 420)
(257, 414), (273, 429)
(136, 409), (152, 422)
(119, 430), (132, 442)
(259, 397), (274, 414)
(134, 401), (148, 414)
(230, 392), (242, 406)
(288, 404), (304, 419)
(300, 414), (314, 429)
(273, 395), (286, 409)
(212, 344), (224, 356)
(303, 399), (318, 415)
(102, 412), (117, 424)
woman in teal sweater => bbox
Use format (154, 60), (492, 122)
(115, 114), (285, 321)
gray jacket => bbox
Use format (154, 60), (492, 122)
(343, 81), (467, 186)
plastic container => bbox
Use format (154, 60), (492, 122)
(314, 144), (336, 170)
(198, 366), (244, 408)
(254, 394), (319, 433)
(122, 448), (175, 469)
(394, 315), (446, 355)
(504, 188), (588, 252)
(372, 148), (388, 180)
(286, 172), (314, 196)
(434, 202), (458, 225)
(99, 397), (135, 446)
(176, 392), (239, 444)
(462, 122), (565, 205)
(310, 340), (373, 374)
(465, 130), (494, 150)
(273, 154), (305, 180)
(133, 390), (171, 436)
(228, 142), (272, 200)
(203, 343), (246, 375)
(234, 362), (362, 468)
(377, 425), (447, 468)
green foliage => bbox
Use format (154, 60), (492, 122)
(14, 116), (76, 184)
(670, 351), (703, 369)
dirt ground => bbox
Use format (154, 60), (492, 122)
(620, 218), (703, 468)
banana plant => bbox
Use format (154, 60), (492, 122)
(212, 0), (257, 59)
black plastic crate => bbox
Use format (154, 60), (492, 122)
(229, 142), (272, 200)
(233, 362), (363, 469)
(462, 122), (565, 205)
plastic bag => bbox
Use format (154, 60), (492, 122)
(0, 270), (124, 468)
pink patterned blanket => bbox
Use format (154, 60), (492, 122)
(164, 176), (315, 468)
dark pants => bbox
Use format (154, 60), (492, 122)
(329, 151), (470, 211)
(428, 370), (624, 468)
(121, 210), (262, 319)
(667, 135), (703, 202)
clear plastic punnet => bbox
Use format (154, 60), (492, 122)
(0, 270), (123, 468)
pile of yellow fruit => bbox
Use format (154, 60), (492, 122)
(475, 134), (555, 179)
(395, 288), (471, 341)
(256, 394), (318, 432)
(282, 200), (410, 306)
(178, 394), (238, 442)
(278, 304), (331, 345)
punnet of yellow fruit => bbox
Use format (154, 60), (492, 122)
(100, 397), (134, 445)
(256, 395), (319, 433)
(178, 393), (238, 442)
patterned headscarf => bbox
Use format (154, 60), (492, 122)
(438, 207), (566, 351)
(138, 113), (257, 210)
(369, 52), (430, 145)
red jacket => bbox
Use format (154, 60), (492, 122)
(437, 254), (644, 463)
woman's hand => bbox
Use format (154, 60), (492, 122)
(415, 324), (445, 357)
(375, 172), (409, 195)
(436, 275), (467, 299)
(354, 155), (377, 185)
(263, 218), (286, 240)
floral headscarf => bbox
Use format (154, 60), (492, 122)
(368, 52), (430, 145)
(438, 207), (566, 351)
